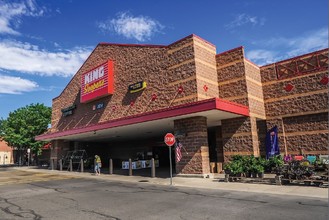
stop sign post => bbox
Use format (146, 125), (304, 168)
(164, 133), (175, 185)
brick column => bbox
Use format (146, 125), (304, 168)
(174, 116), (210, 176)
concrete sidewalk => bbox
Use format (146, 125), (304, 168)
(11, 166), (329, 199)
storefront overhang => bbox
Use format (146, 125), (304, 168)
(36, 98), (249, 142)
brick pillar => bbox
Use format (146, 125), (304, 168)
(174, 116), (210, 176)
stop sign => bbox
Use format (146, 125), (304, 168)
(164, 133), (176, 147)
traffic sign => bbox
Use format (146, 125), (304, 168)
(164, 133), (175, 147)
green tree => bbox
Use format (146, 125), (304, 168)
(0, 103), (51, 156)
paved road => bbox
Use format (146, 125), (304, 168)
(0, 168), (328, 220)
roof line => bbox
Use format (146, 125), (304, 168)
(98, 42), (166, 48)
(216, 46), (244, 57)
(167, 34), (216, 48)
(261, 48), (328, 68)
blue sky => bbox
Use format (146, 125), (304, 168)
(0, 0), (328, 119)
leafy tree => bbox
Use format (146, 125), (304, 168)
(0, 103), (51, 155)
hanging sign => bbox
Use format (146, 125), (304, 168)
(128, 81), (147, 93)
(93, 102), (105, 110)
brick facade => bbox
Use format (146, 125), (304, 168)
(174, 116), (210, 175)
(261, 49), (328, 156)
(44, 34), (328, 175)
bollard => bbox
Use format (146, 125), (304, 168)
(80, 159), (84, 172)
(109, 159), (113, 175)
(94, 159), (96, 174)
(275, 175), (282, 185)
(59, 159), (63, 171)
(224, 174), (229, 182)
(151, 158), (155, 178)
(129, 158), (132, 176)
(50, 159), (54, 170)
(69, 159), (73, 172)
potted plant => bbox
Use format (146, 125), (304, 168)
(249, 163), (263, 178)
(224, 163), (232, 175)
(256, 164), (265, 178)
(244, 156), (256, 177)
(267, 155), (284, 174)
(223, 163), (232, 182)
(224, 160), (244, 177)
(230, 161), (244, 177)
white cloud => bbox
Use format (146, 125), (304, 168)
(0, 0), (45, 35)
(285, 28), (328, 57)
(247, 28), (328, 65)
(0, 40), (92, 77)
(225, 13), (265, 30)
(246, 50), (278, 65)
(0, 74), (38, 94)
(98, 12), (164, 42)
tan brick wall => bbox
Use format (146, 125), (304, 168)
(220, 117), (254, 162)
(193, 37), (218, 100)
(174, 116), (210, 174)
(244, 60), (266, 119)
(261, 49), (329, 155)
(216, 48), (265, 161)
(266, 113), (328, 155)
(216, 47), (248, 106)
(52, 35), (208, 132)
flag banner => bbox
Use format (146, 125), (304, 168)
(266, 126), (280, 159)
(175, 141), (183, 163)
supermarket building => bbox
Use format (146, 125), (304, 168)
(36, 34), (328, 176)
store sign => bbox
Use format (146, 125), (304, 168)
(128, 81), (147, 93)
(81, 60), (114, 103)
(61, 104), (76, 117)
(93, 102), (104, 110)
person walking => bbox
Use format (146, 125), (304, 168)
(94, 155), (102, 175)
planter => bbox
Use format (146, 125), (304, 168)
(224, 174), (229, 182)
(245, 172), (252, 178)
(234, 173), (242, 177)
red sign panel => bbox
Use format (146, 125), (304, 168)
(80, 60), (114, 103)
(164, 133), (176, 147)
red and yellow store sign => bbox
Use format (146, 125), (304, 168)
(80, 60), (114, 103)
